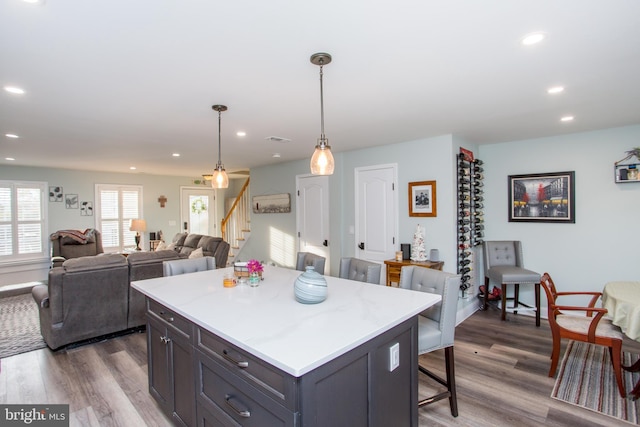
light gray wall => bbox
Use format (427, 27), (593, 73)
(241, 134), (463, 277)
(0, 165), (235, 284)
(479, 124), (640, 307)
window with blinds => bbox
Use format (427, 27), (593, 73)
(0, 181), (48, 260)
(95, 184), (143, 251)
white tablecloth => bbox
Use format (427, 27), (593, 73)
(603, 281), (640, 341)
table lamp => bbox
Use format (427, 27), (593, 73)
(129, 219), (147, 251)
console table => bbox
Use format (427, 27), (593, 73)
(132, 265), (440, 426)
(384, 259), (444, 287)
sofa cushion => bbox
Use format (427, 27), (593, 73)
(63, 253), (127, 272)
(189, 247), (204, 258)
(183, 233), (203, 249)
(172, 232), (188, 246)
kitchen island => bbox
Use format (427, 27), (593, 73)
(132, 265), (441, 426)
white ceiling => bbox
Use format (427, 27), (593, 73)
(2, 0), (640, 178)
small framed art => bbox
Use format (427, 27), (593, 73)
(409, 181), (437, 217)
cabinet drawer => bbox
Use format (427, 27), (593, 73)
(147, 299), (193, 338)
(196, 327), (296, 410)
(196, 350), (296, 427)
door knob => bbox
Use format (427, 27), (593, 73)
(358, 242), (364, 250)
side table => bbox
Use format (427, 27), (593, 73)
(384, 259), (444, 287)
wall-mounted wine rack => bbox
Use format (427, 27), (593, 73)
(457, 153), (484, 297)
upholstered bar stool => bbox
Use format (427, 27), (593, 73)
(296, 252), (326, 275)
(482, 241), (541, 326)
(338, 257), (382, 284)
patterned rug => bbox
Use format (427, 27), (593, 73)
(551, 340), (640, 424)
(0, 293), (46, 359)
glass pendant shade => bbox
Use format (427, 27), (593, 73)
(310, 141), (334, 175)
(211, 104), (229, 189)
(309, 52), (334, 175)
(211, 165), (229, 189)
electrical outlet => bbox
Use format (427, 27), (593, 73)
(389, 343), (400, 372)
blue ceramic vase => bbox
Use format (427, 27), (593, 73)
(294, 266), (327, 304)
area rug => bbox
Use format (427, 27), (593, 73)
(0, 293), (46, 359)
(551, 340), (640, 424)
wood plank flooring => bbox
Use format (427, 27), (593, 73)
(2, 308), (639, 426)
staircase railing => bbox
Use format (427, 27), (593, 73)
(221, 178), (251, 260)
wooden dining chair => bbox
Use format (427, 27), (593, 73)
(540, 272), (626, 397)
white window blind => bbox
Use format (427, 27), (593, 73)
(0, 181), (47, 260)
(95, 184), (143, 251)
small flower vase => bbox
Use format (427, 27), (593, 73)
(294, 266), (327, 304)
(249, 272), (261, 287)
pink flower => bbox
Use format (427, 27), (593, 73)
(247, 259), (263, 274)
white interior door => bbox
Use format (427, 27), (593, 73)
(296, 174), (330, 272)
(355, 164), (398, 281)
(180, 187), (217, 236)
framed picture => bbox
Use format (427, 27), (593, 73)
(508, 171), (575, 223)
(409, 181), (437, 217)
(65, 194), (79, 209)
(80, 201), (93, 216)
(49, 186), (63, 202)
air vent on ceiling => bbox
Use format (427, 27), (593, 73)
(265, 136), (291, 143)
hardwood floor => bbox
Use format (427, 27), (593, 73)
(1, 308), (638, 426)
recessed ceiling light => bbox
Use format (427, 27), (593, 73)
(5, 133), (19, 138)
(521, 32), (545, 46)
(272, 153), (281, 158)
(4, 86), (25, 95)
(560, 115), (574, 122)
(130, 166), (137, 170)
(547, 86), (564, 94)
(172, 153), (180, 157)
(237, 131), (246, 137)
(5, 157), (15, 161)
(23, 0), (46, 4)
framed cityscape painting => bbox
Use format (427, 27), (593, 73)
(508, 171), (575, 223)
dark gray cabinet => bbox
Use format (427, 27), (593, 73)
(146, 297), (419, 426)
(147, 300), (196, 427)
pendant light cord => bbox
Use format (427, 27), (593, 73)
(319, 61), (326, 143)
(217, 109), (222, 167)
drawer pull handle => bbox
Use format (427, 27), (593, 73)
(159, 310), (174, 322)
(223, 349), (249, 368)
(225, 395), (251, 418)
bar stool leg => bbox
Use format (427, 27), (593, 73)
(501, 283), (507, 321)
(513, 284), (520, 314)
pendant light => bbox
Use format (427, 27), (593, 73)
(310, 52), (334, 175)
(211, 104), (229, 189)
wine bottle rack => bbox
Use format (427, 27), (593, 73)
(457, 153), (484, 297)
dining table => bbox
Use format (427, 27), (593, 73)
(602, 280), (640, 400)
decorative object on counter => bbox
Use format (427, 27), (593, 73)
(223, 273), (236, 288)
(429, 249), (440, 262)
(408, 181), (437, 217)
(410, 224), (427, 261)
(401, 243), (411, 260)
(294, 265), (328, 304)
(234, 260), (263, 279)
(247, 259), (264, 287)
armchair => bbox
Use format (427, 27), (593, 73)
(50, 228), (103, 268)
(540, 273), (625, 397)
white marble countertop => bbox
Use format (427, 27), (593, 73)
(132, 265), (441, 377)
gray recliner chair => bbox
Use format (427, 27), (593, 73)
(163, 256), (217, 276)
(50, 228), (103, 268)
(399, 265), (461, 417)
(296, 252), (326, 275)
(338, 257), (382, 284)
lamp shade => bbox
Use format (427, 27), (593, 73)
(129, 219), (147, 233)
(310, 143), (334, 175)
(211, 167), (229, 189)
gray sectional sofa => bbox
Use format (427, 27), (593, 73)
(31, 232), (230, 350)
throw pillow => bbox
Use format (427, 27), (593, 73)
(189, 247), (204, 259)
(155, 241), (167, 251)
(165, 242), (176, 251)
